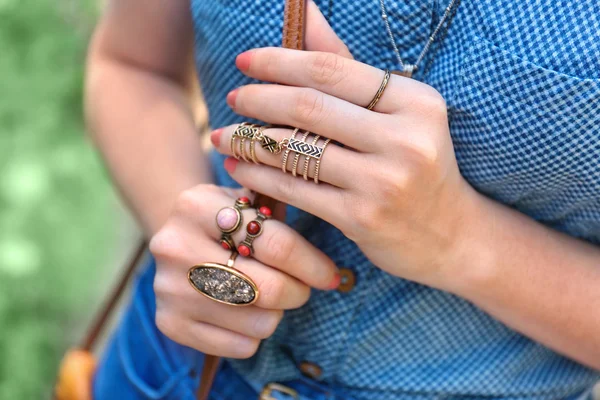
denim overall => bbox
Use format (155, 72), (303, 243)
(94, 0), (600, 398)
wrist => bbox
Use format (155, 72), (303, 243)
(435, 183), (499, 297)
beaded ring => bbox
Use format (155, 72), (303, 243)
(237, 206), (272, 257)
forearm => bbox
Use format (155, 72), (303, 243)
(85, 55), (211, 236)
(449, 190), (600, 370)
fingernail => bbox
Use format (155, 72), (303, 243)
(210, 128), (223, 147)
(224, 157), (239, 173)
(236, 51), (253, 72)
(328, 272), (341, 290)
(226, 89), (239, 108)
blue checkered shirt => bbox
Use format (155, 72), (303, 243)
(191, 0), (600, 398)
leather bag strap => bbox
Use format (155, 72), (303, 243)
(282, 0), (307, 50)
(196, 2), (307, 399)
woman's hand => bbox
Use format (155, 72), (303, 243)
(149, 184), (339, 358)
(211, 48), (483, 291)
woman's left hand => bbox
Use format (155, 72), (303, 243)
(211, 47), (483, 290)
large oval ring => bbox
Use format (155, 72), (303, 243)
(188, 252), (259, 306)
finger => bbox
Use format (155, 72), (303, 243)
(235, 47), (418, 114)
(175, 185), (341, 290)
(227, 84), (392, 151)
(155, 311), (260, 359)
(305, 0), (353, 59)
(151, 234), (311, 310)
(211, 125), (362, 189)
(157, 283), (284, 339)
(223, 157), (348, 229)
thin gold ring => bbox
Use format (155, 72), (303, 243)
(231, 122), (251, 159)
(250, 125), (271, 164)
(281, 128), (300, 173)
(303, 135), (320, 180)
(314, 138), (331, 184)
(291, 131), (310, 177)
(366, 69), (391, 110)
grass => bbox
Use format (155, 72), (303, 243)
(0, 0), (119, 398)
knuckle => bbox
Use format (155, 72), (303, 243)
(346, 197), (385, 239)
(174, 189), (202, 216)
(149, 227), (184, 261)
(234, 338), (260, 359)
(253, 310), (283, 339)
(410, 139), (440, 167)
(155, 311), (178, 341)
(412, 88), (447, 116)
(375, 168), (410, 198)
(153, 271), (172, 299)
(292, 88), (327, 127)
(259, 276), (286, 308)
(308, 52), (346, 86)
(263, 228), (297, 266)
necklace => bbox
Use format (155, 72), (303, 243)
(379, 0), (461, 78)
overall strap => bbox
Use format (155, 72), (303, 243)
(196, 1), (307, 398)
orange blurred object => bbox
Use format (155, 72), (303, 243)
(54, 350), (97, 400)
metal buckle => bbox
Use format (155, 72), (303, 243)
(259, 382), (299, 400)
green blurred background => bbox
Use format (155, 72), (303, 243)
(0, 0), (138, 398)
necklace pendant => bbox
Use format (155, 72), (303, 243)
(392, 64), (417, 79)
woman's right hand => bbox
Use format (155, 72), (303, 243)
(149, 184), (340, 358)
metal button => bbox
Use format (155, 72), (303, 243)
(299, 361), (323, 380)
(260, 383), (298, 400)
(337, 268), (356, 293)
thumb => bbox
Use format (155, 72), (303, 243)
(304, 0), (354, 59)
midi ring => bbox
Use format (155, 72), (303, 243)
(237, 206), (272, 257)
(216, 196), (251, 250)
(188, 251), (259, 306)
(231, 122), (262, 161)
(249, 125), (275, 164)
(281, 129), (332, 184)
(366, 69), (391, 110)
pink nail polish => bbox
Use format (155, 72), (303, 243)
(236, 51), (253, 72)
(226, 89), (239, 108)
(224, 157), (239, 173)
(328, 273), (341, 290)
(210, 129), (223, 147)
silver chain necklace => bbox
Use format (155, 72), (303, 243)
(379, 0), (459, 78)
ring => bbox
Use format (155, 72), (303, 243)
(216, 196), (251, 250)
(237, 206), (272, 257)
(281, 129), (332, 184)
(231, 123), (261, 161)
(291, 131), (310, 177)
(188, 251), (259, 306)
(366, 69), (391, 110)
(250, 125), (274, 164)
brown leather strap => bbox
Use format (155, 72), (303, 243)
(282, 0), (307, 50)
(195, 2), (307, 398)
(81, 240), (147, 351)
(195, 355), (220, 400)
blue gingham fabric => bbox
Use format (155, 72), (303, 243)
(96, 0), (600, 399)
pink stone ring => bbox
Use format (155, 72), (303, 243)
(237, 206), (272, 257)
(216, 197), (251, 251)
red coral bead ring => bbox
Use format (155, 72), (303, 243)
(237, 206), (272, 257)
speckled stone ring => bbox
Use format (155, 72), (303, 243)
(237, 206), (272, 257)
(188, 251), (259, 306)
(216, 196), (251, 251)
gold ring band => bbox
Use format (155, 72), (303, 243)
(291, 131), (310, 177)
(314, 138), (331, 185)
(366, 69), (391, 110)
